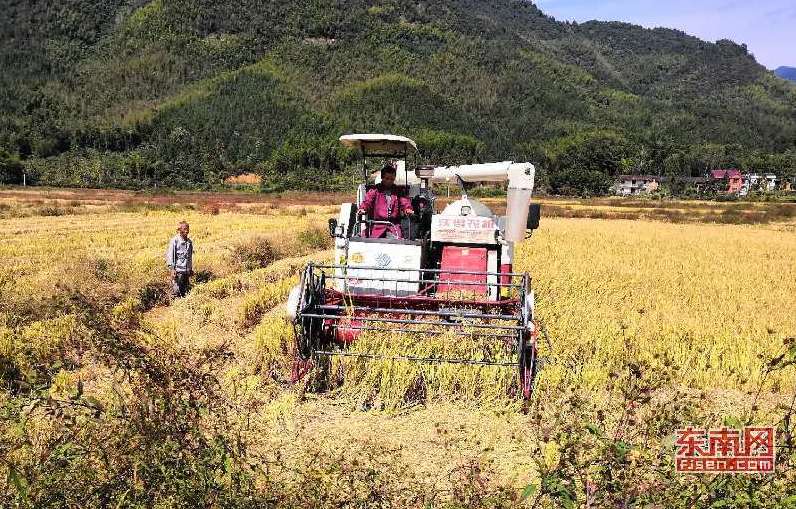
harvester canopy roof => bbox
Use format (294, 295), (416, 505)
(339, 134), (418, 157)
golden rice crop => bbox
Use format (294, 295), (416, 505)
(3, 195), (794, 409)
(0, 208), (330, 310)
(309, 217), (796, 409)
(3, 190), (796, 504)
(334, 329), (521, 409)
(522, 218), (796, 397)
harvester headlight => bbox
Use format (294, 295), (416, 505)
(415, 165), (435, 179)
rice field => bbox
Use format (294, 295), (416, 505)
(1, 187), (795, 507)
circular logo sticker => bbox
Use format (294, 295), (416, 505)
(375, 252), (392, 268)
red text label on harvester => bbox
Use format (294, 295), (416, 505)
(431, 216), (497, 244)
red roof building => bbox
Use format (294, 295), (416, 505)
(710, 169), (743, 194)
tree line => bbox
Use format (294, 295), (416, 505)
(1, 0), (795, 194)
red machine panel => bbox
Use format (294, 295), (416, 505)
(438, 246), (488, 295)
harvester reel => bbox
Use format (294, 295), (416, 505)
(291, 265), (543, 400)
(296, 267), (326, 361)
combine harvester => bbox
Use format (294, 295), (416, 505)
(288, 134), (543, 399)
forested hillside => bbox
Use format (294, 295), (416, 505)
(2, 0), (795, 193)
(776, 67), (796, 83)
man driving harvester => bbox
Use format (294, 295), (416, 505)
(357, 162), (414, 238)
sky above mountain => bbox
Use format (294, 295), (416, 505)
(536, 0), (794, 69)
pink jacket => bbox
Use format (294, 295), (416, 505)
(358, 185), (413, 238)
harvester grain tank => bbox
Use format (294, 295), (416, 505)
(287, 134), (543, 398)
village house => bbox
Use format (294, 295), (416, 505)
(740, 173), (778, 195)
(613, 175), (668, 196)
(763, 174), (778, 191)
(709, 169), (743, 194)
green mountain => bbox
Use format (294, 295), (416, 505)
(2, 0), (795, 192)
(776, 66), (796, 82)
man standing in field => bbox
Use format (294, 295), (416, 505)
(165, 221), (194, 298)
